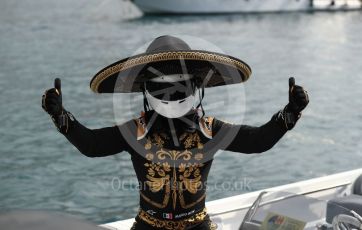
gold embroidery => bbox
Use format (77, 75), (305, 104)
(153, 133), (165, 148)
(179, 163), (203, 194)
(162, 162), (171, 171)
(144, 162), (172, 191)
(209, 221), (218, 230)
(194, 153), (203, 161)
(178, 162), (206, 209)
(145, 153), (154, 161)
(141, 162), (172, 208)
(172, 166), (177, 210)
(180, 132), (203, 149)
(179, 192), (206, 210)
(140, 190), (170, 209)
(198, 142), (204, 149)
(157, 149), (192, 161)
(137, 208), (208, 230)
(145, 138), (152, 150)
(142, 132), (206, 210)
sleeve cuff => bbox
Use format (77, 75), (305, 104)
(51, 110), (76, 134)
(273, 106), (301, 131)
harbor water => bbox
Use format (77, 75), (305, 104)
(0, 0), (362, 224)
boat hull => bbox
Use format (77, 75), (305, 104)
(102, 169), (362, 230)
(132, 0), (362, 14)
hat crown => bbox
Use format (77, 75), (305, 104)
(146, 35), (191, 53)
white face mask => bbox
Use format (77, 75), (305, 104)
(145, 90), (196, 118)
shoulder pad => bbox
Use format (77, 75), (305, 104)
(199, 116), (214, 139)
(134, 112), (149, 140)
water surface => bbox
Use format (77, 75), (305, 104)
(0, 0), (362, 224)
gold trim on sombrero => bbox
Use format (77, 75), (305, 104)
(91, 51), (252, 93)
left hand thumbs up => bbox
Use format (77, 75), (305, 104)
(288, 77), (309, 114)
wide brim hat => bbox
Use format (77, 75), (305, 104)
(90, 35), (252, 93)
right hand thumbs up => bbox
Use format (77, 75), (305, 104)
(42, 78), (63, 116)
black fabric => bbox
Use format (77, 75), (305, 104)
(64, 120), (129, 157)
(61, 111), (288, 229)
(140, 61), (204, 88)
(145, 80), (195, 101)
(288, 84), (309, 114)
(212, 118), (287, 154)
(42, 87), (72, 133)
(42, 88), (62, 116)
(130, 215), (216, 230)
(146, 35), (191, 53)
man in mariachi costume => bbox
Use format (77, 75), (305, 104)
(42, 36), (309, 230)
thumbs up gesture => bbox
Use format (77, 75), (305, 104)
(287, 77), (309, 114)
(42, 78), (63, 116)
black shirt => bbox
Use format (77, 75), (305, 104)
(63, 110), (287, 221)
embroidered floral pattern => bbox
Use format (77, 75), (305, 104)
(143, 132), (206, 210)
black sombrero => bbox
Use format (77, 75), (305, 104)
(90, 35), (252, 93)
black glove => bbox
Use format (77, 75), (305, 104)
(42, 78), (72, 133)
(275, 77), (309, 130)
(287, 77), (309, 115)
(42, 79), (63, 116)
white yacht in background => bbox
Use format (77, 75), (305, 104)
(130, 0), (362, 14)
(103, 169), (362, 230)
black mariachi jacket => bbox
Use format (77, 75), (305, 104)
(63, 110), (288, 221)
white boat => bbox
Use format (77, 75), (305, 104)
(131, 0), (362, 14)
(102, 168), (362, 230)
